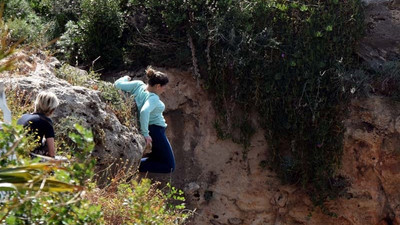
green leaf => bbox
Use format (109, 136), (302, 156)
(5, 215), (16, 225)
(0, 183), (18, 191)
(325, 25), (333, 32)
(300, 5), (308, 12)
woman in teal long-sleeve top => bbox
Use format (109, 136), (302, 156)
(114, 66), (175, 173)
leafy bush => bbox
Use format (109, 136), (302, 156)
(55, 63), (99, 86)
(3, 0), (33, 19)
(57, 21), (84, 66)
(0, 123), (35, 166)
(0, 123), (103, 224)
(80, 0), (123, 69)
(87, 173), (190, 224)
(98, 81), (137, 127)
(55, 0), (124, 69)
(43, 0), (81, 39)
(3, 0), (52, 44)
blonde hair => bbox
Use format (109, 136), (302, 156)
(34, 91), (59, 115)
(145, 66), (169, 87)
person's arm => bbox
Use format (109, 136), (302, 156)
(44, 120), (56, 158)
(46, 137), (55, 158)
(140, 96), (158, 138)
(114, 76), (142, 93)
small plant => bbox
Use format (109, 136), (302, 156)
(0, 2), (24, 73)
(99, 81), (137, 127)
(87, 172), (190, 225)
(55, 63), (97, 87)
(6, 17), (43, 43)
(0, 123), (36, 167)
(54, 116), (86, 154)
(2, 87), (34, 120)
(0, 123), (103, 224)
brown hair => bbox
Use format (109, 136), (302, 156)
(146, 66), (169, 87)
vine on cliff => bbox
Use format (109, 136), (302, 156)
(121, 0), (365, 208)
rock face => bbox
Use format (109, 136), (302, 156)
(131, 65), (400, 225)
(1, 55), (145, 182)
(357, 0), (400, 68)
(338, 96), (400, 225)
(361, 0), (390, 5)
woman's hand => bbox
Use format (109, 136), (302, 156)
(124, 75), (131, 81)
(145, 136), (152, 146)
(143, 136), (152, 154)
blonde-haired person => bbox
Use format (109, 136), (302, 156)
(17, 91), (59, 158)
(114, 66), (175, 173)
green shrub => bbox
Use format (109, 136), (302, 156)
(3, 0), (52, 44)
(55, 63), (96, 86)
(79, 0), (124, 69)
(56, 0), (123, 69)
(56, 21), (84, 65)
(0, 123), (103, 224)
(0, 123), (35, 166)
(98, 81), (137, 127)
(87, 174), (190, 225)
(6, 17), (44, 43)
(3, 0), (33, 19)
(28, 0), (52, 16)
(49, 0), (82, 36)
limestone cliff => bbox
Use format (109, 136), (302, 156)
(150, 71), (400, 225)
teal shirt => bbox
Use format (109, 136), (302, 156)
(114, 76), (167, 137)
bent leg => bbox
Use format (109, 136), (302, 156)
(139, 125), (175, 173)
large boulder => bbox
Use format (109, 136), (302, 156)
(1, 54), (144, 183)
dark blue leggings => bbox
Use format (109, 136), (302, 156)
(139, 125), (175, 173)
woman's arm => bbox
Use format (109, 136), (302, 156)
(114, 76), (142, 93)
(46, 137), (55, 158)
(139, 96), (158, 137)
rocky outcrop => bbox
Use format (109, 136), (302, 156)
(1, 53), (145, 182)
(357, 0), (400, 68)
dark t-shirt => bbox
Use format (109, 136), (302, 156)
(17, 113), (55, 147)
